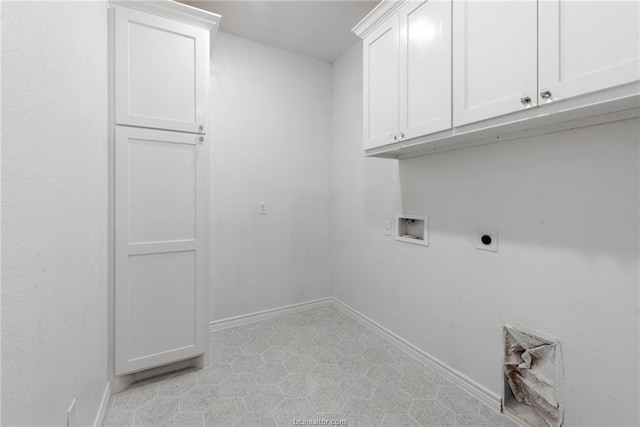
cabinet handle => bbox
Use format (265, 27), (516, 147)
(520, 95), (532, 106)
(391, 134), (398, 142)
(540, 89), (552, 100)
(399, 132), (405, 140)
(198, 136), (204, 144)
(198, 125), (204, 132)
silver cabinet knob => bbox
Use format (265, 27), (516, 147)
(540, 89), (552, 100)
(198, 125), (204, 132)
(391, 134), (398, 142)
(520, 95), (532, 106)
(198, 136), (204, 144)
(399, 132), (405, 140)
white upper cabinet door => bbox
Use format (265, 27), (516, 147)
(539, 0), (639, 102)
(453, 0), (537, 126)
(115, 127), (207, 375)
(115, 6), (209, 133)
(399, 0), (452, 138)
(363, 14), (401, 150)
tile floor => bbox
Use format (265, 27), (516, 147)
(103, 306), (518, 426)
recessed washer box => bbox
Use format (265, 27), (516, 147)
(395, 214), (428, 246)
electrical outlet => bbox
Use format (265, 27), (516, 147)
(384, 221), (392, 236)
(67, 398), (77, 427)
(259, 202), (267, 215)
(477, 228), (498, 252)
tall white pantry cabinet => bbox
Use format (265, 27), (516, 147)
(110, 1), (220, 375)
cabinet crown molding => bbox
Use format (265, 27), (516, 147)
(110, 0), (221, 32)
(352, 0), (407, 39)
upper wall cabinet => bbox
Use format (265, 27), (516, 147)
(363, 15), (401, 149)
(362, 0), (451, 150)
(399, 0), (452, 140)
(353, 0), (640, 159)
(538, 0), (639, 102)
(114, 6), (209, 133)
(454, 0), (640, 128)
(453, 0), (537, 126)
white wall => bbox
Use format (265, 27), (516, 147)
(2, 2), (109, 425)
(208, 32), (333, 321)
(331, 43), (640, 426)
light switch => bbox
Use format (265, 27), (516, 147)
(384, 221), (392, 236)
(259, 202), (267, 215)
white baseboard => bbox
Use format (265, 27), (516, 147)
(330, 297), (503, 414)
(206, 296), (502, 416)
(112, 356), (202, 393)
(93, 381), (111, 427)
(101, 296), (506, 423)
(209, 297), (333, 332)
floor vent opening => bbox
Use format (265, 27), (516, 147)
(503, 325), (564, 427)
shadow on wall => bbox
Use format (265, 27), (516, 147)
(350, 118), (640, 425)
(392, 119), (639, 261)
(334, 41), (639, 425)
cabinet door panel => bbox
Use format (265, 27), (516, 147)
(453, 0), (537, 126)
(539, 0), (639, 101)
(115, 6), (208, 133)
(400, 0), (452, 138)
(115, 127), (207, 375)
(127, 251), (196, 360)
(363, 15), (400, 150)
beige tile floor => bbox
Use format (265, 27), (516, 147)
(103, 306), (518, 427)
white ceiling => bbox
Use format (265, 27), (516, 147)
(180, 1), (379, 63)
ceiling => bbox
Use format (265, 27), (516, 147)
(180, 1), (379, 63)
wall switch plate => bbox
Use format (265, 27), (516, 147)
(477, 228), (498, 252)
(259, 202), (267, 215)
(67, 398), (76, 427)
(384, 221), (392, 236)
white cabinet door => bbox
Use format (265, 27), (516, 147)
(115, 127), (207, 375)
(539, 0), (639, 102)
(363, 14), (400, 150)
(114, 6), (208, 133)
(453, 0), (537, 126)
(399, 0), (452, 138)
